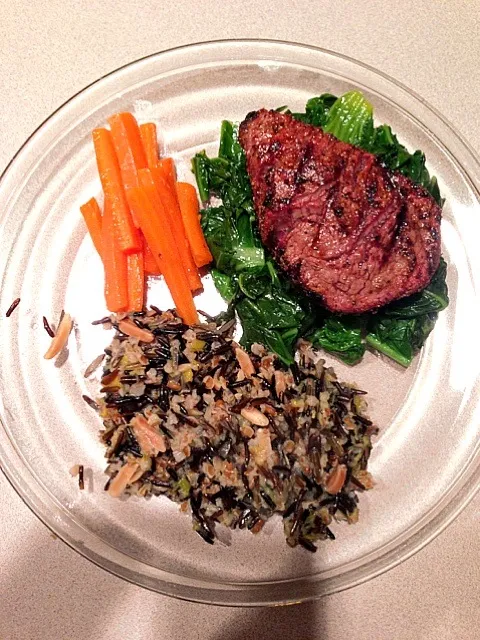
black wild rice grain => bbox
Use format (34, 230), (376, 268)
(149, 305), (162, 315)
(230, 379), (250, 389)
(42, 316), (55, 337)
(197, 309), (216, 322)
(350, 475), (367, 491)
(194, 329), (221, 341)
(194, 520), (215, 545)
(290, 362), (302, 385)
(325, 527), (336, 540)
(259, 489), (276, 509)
(166, 467), (178, 481)
(238, 508), (253, 529)
(218, 318), (236, 335)
(91, 316), (111, 326)
(78, 465), (84, 490)
(160, 425), (173, 439)
(5, 297), (20, 318)
(353, 414), (373, 427)
(84, 353), (105, 378)
(198, 342), (231, 363)
(150, 478), (171, 488)
(298, 537), (317, 553)
(82, 395), (99, 411)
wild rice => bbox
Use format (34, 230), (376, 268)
(94, 309), (378, 551)
(78, 465), (85, 490)
(84, 354), (105, 378)
(5, 297), (20, 318)
(42, 316), (55, 337)
(82, 394), (99, 411)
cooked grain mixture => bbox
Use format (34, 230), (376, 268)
(91, 309), (377, 551)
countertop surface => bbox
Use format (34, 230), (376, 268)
(1, 1), (479, 638)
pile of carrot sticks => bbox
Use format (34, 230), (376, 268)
(80, 113), (212, 324)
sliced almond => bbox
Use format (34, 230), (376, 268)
(235, 347), (255, 377)
(131, 414), (166, 456)
(44, 313), (73, 360)
(118, 319), (154, 343)
(262, 404), (277, 416)
(353, 469), (375, 490)
(325, 464), (347, 495)
(274, 370), (286, 397)
(203, 375), (215, 390)
(241, 406), (269, 427)
(108, 461), (140, 498)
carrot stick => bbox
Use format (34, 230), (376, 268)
(139, 123), (159, 169)
(80, 197), (103, 258)
(126, 185), (198, 325)
(144, 243), (160, 275)
(175, 182), (213, 268)
(157, 157), (176, 192)
(108, 113), (149, 229)
(92, 128), (141, 253)
(145, 167), (202, 292)
(108, 113), (148, 190)
(102, 199), (129, 312)
(127, 251), (145, 312)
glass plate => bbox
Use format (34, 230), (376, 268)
(1, 40), (480, 606)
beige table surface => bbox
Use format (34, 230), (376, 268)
(1, 1), (479, 638)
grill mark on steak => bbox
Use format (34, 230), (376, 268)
(238, 109), (442, 313)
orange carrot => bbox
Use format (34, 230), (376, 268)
(145, 167), (202, 292)
(108, 113), (149, 229)
(139, 123), (159, 169)
(92, 128), (141, 253)
(157, 157), (176, 192)
(144, 243), (160, 275)
(80, 197), (103, 258)
(175, 182), (213, 268)
(127, 251), (145, 312)
(108, 113), (148, 190)
(126, 185), (198, 325)
(102, 199), (129, 312)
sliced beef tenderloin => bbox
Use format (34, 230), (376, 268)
(238, 109), (442, 314)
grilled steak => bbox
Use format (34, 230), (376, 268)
(238, 109), (442, 313)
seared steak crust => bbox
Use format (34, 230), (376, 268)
(239, 109), (442, 313)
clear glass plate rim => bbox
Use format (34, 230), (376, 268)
(1, 38), (480, 607)
(2, 38), (480, 194)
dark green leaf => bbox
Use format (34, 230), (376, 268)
(211, 269), (237, 302)
(309, 316), (366, 365)
(200, 206), (264, 274)
(237, 298), (298, 365)
(191, 152), (210, 203)
(368, 125), (444, 205)
(366, 313), (438, 367)
(295, 94), (338, 126)
(238, 270), (268, 299)
(366, 317), (416, 367)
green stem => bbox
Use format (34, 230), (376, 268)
(365, 334), (411, 368)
